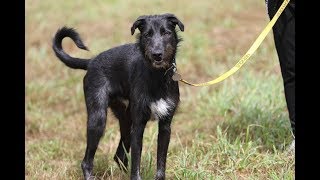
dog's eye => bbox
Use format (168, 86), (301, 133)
(163, 31), (171, 36)
(144, 32), (152, 37)
(165, 31), (171, 35)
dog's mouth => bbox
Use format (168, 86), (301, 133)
(146, 50), (172, 69)
(153, 55), (162, 62)
(154, 58), (163, 64)
(152, 60), (167, 69)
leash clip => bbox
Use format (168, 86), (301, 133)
(164, 62), (181, 81)
(172, 62), (177, 72)
(171, 63), (182, 81)
(164, 62), (177, 76)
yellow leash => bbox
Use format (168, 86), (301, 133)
(174, 0), (290, 87)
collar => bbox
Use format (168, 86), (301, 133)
(164, 61), (177, 76)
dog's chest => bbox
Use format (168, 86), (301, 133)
(150, 98), (175, 121)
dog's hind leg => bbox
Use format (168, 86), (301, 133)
(81, 74), (109, 180)
(110, 100), (132, 171)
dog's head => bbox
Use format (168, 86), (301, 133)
(131, 14), (184, 70)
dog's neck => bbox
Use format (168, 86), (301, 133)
(142, 63), (175, 89)
(146, 59), (176, 78)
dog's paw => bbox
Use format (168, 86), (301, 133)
(154, 171), (165, 180)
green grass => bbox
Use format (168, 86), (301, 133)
(26, 0), (294, 179)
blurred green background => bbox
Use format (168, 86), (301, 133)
(26, 0), (294, 179)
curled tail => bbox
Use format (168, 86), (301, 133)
(52, 26), (90, 70)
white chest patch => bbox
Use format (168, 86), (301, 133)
(150, 98), (175, 120)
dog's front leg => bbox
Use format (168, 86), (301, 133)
(130, 108), (148, 180)
(155, 117), (172, 180)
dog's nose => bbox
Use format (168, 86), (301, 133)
(152, 53), (162, 61)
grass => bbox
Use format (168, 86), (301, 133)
(26, 0), (294, 179)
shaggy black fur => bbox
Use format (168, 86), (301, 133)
(52, 13), (184, 180)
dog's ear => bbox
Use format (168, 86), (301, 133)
(131, 16), (147, 35)
(164, 14), (184, 32)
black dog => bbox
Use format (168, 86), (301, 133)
(52, 13), (184, 180)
